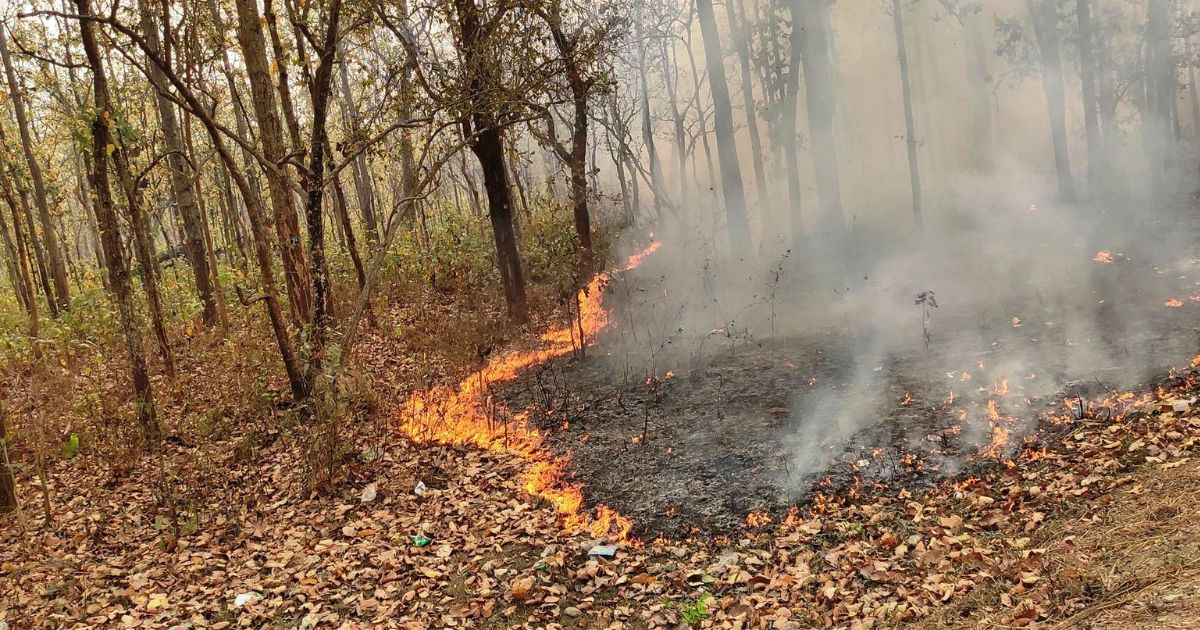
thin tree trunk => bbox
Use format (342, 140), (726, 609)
(1187, 37), (1200, 139)
(784, 0), (803, 244)
(233, 0), (313, 328)
(336, 41), (381, 247)
(1076, 0), (1104, 198)
(727, 0), (768, 202)
(115, 147), (176, 380)
(0, 170), (37, 338)
(962, 7), (994, 171)
(138, 1), (218, 326)
(0, 26), (70, 311)
(1027, 0), (1077, 202)
(696, 0), (752, 254)
(661, 39), (689, 203)
(0, 396), (15, 514)
(301, 0), (342, 383)
(893, 0), (924, 224)
(1145, 0), (1173, 191)
(636, 2), (669, 216)
(324, 136), (375, 328)
(76, 0), (158, 443)
(797, 0), (845, 233)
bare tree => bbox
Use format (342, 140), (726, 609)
(1026, 0), (1076, 202)
(892, 0), (923, 224)
(137, 0), (218, 326)
(796, 0), (844, 232)
(696, 0), (751, 253)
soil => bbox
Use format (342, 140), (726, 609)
(498, 193), (1200, 538)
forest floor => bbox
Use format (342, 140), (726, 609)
(7, 201), (1200, 627)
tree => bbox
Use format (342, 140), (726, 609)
(891, 0), (923, 224)
(725, 0), (768, 203)
(781, 0), (804, 243)
(446, 0), (533, 321)
(1144, 0), (1174, 191)
(0, 23), (70, 313)
(1026, 0), (1076, 202)
(137, 1), (218, 326)
(1075, 0), (1105, 197)
(298, 0), (344, 384)
(0, 395), (14, 515)
(938, 0), (993, 172)
(74, 0), (158, 443)
(635, 0), (669, 217)
(796, 0), (844, 232)
(534, 0), (621, 255)
(93, 5), (309, 401)
(696, 0), (752, 254)
(233, 0), (313, 328)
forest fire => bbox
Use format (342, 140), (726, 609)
(395, 242), (660, 540)
(1094, 250), (1114, 263)
(1165, 298), (1184, 308)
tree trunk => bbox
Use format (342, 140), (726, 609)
(325, 135), (374, 327)
(138, 1), (218, 326)
(1145, 0), (1173, 191)
(301, 0), (342, 383)
(454, 0), (529, 321)
(1027, 0), (1077, 202)
(635, 2), (669, 216)
(661, 39), (690, 203)
(962, 7), (994, 172)
(0, 167), (37, 338)
(544, 5), (595, 253)
(127, 2), (308, 400)
(0, 396), (15, 514)
(474, 130), (528, 321)
(797, 0), (845, 233)
(233, 0), (313, 327)
(76, 0), (159, 443)
(892, 0), (923, 224)
(1076, 0), (1104, 198)
(0, 26), (70, 312)
(725, 0), (768, 203)
(784, 0), (804, 244)
(336, 41), (381, 247)
(114, 146), (176, 380)
(696, 0), (752, 254)
(1187, 36), (1200, 140)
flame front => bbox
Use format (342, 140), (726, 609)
(395, 243), (660, 540)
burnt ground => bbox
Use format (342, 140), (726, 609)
(498, 192), (1200, 538)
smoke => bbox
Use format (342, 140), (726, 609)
(584, 0), (1200, 494)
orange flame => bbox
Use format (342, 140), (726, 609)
(1094, 250), (1114, 263)
(746, 511), (772, 528)
(395, 242), (660, 540)
(1166, 299), (1185, 308)
(981, 399), (1011, 458)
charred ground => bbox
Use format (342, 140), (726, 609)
(499, 195), (1200, 538)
